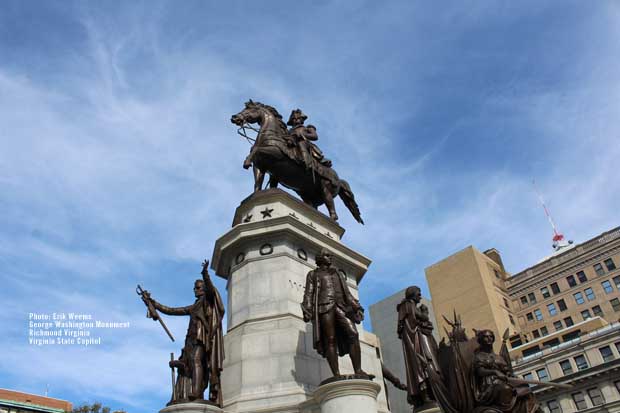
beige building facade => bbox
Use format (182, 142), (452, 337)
(425, 226), (620, 412)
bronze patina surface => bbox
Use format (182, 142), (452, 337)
(139, 261), (225, 407)
(231, 100), (363, 224)
(301, 249), (371, 383)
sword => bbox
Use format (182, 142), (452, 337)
(136, 285), (175, 342)
(170, 352), (176, 401)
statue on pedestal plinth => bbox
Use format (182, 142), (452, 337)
(397, 286), (440, 411)
(231, 100), (363, 224)
(401, 304), (569, 413)
(301, 249), (371, 382)
(138, 261), (225, 407)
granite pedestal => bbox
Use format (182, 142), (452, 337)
(211, 189), (390, 413)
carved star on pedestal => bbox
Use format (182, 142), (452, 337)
(243, 214), (253, 223)
(260, 207), (274, 219)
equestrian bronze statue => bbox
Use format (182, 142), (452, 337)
(231, 100), (363, 224)
(138, 260), (225, 407)
(301, 249), (371, 382)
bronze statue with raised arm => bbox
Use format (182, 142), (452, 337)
(139, 261), (225, 407)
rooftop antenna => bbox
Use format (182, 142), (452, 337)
(532, 180), (572, 251)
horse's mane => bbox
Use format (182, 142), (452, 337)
(248, 101), (288, 132)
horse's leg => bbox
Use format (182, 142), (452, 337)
(320, 180), (338, 221)
(253, 166), (265, 193)
(268, 174), (278, 189)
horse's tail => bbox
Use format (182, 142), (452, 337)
(338, 179), (364, 224)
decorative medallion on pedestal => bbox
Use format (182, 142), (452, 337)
(211, 188), (389, 413)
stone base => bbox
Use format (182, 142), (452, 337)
(160, 402), (224, 413)
(313, 379), (381, 413)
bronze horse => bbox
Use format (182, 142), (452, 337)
(231, 100), (363, 224)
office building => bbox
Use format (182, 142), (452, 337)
(425, 226), (620, 412)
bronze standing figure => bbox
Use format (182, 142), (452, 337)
(397, 286), (440, 411)
(301, 249), (370, 380)
(139, 261), (225, 407)
(409, 311), (567, 413)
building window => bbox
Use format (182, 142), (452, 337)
(557, 299), (567, 311)
(602, 280), (613, 293)
(547, 303), (557, 316)
(563, 330), (581, 341)
(526, 312), (534, 321)
(594, 264), (605, 275)
(614, 275), (620, 289)
(543, 337), (560, 348)
(522, 346), (540, 356)
(574, 354), (589, 370)
(540, 326), (548, 336)
(553, 320), (563, 331)
(564, 316), (574, 326)
(528, 292), (537, 303)
(572, 392), (588, 410)
(574, 292), (585, 305)
(532, 329), (540, 338)
(581, 309), (591, 320)
(536, 367), (549, 381)
(541, 286), (550, 299)
(616, 342), (620, 354)
(594, 263), (605, 276)
(584, 287), (595, 301)
(567, 275), (577, 287)
(494, 269), (501, 279)
(522, 372), (534, 381)
(592, 305), (603, 317)
(503, 297), (509, 307)
(509, 315), (515, 325)
(611, 298), (620, 312)
(605, 258), (617, 271)
(520, 296), (528, 305)
(587, 388), (605, 406)
(534, 309), (543, 321)
(550, 282), (561, 294)
(577, 271), (588, 283)
(615, 380), (620, 394)
(599, 345), (614, 362)
(559, 359), (573, 375)
(547, 399), (562, 413)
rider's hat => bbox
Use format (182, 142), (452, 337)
(287, 109), (307, 126)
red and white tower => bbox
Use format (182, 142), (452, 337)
(533, 180), (573, 252)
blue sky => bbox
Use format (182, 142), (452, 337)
(1, 1), (619, 411)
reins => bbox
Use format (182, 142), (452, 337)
(237, 123), (259, 144)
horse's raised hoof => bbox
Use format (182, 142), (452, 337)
(243, 160), (252, 169)
(330, 213), (339, 221)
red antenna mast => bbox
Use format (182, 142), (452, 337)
(532, 180), (571, 251)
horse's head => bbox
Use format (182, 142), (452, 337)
(231, 99), (263, 126)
